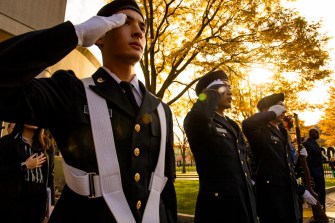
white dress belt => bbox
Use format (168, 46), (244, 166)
(62, 160), (102, 198)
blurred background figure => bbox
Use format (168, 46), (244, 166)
(303, 128), (326, 211)
(44, 129), (56, 215)
(329, 157), (335, 178)
(0, 124), (54, 223)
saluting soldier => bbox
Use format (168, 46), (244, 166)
(0, 0), (177, 222)
(184, 70), (258, 223)
(242, 93), (311, 223)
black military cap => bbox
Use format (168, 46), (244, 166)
(195, 70), (228, 95)
(257, 93), (284, 111)
(97, 0), (143, 19)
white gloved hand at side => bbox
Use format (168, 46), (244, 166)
(268, 104), (286, 117)
(74, 14), (127, 47)
(302, 190), (317, 205)
(300, 147), (308, 157)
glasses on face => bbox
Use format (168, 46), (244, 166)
(222, 82), (232, 91)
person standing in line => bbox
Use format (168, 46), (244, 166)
(184, 70), (258, 223)
(303, 128), (326, 211)
(0, 0), (177, 222)
(242, 93), (315, 223)
(0, 124), (48, 223)
(281, 115), (317, 223)
(330, 157), (335, 178)
(43, 130), (56, 216)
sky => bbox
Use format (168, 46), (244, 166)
(65, 0), (105, 63)
(65, 0), (335, 126)
(283, 0), (335, 125)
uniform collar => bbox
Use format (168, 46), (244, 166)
(101, 66), (142, 98)
(90, 68), (160, 118)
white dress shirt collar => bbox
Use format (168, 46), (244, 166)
(102, 66), (143, 106)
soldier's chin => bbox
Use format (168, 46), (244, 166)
(219, 103), (231, 110)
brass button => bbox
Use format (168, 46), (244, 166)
(245, 172), (247, 177)
(97, 77), (105, 83)
(134, 148), (140, 156)
(241, 161), (244, 165)
(214, 193), (219, 197)
(135, 124), (141, 132)
(134, 173), (141, 182)
(266, 180), (270, 184)
(238, 150), (241, 154)
(136, 200), (141, 209)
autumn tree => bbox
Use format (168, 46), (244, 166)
(171, 95), (194, 173)
(173, 114), (189, 173)
(319, 85), (335, 147)
(136, 0), (331, 107)
(105, 0), (332, 119)
(105, 0), (333, 152)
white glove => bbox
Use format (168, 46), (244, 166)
(268, 104), (286, 117)
(207, 79), (227, 94)
(74, 14), (127, 47)
(302, 190), (317, 205)
(300, 147), (308, 157)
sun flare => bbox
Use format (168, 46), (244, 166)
(248, 67), (274, 85)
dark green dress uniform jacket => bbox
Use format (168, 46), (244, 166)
(0, 21), (177, 223)
(242, 112), (300, 223)
(184, 89), (258, 223)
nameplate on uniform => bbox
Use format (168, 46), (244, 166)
(216, 127), (227, 136)
(271, 135), (280, 141)
(84, 105), (112, 117)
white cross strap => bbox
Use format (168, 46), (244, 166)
(62, 77), (168, 223)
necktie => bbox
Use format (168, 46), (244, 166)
(119, 81), (139, 112)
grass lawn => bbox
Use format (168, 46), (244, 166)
(175, 178), (335, 215)
(325, 178), (335, 188)
(175, 165), (197, 173)
(174, 180), (198, 215)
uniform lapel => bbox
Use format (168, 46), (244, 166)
(267, 124), (287, 144)
(214, 114), (238, 139)
(137, 81), (161, 115)
(87, 68), (161, 118)
(88, 68), (135, 118)
(226, 116), (240, 139)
